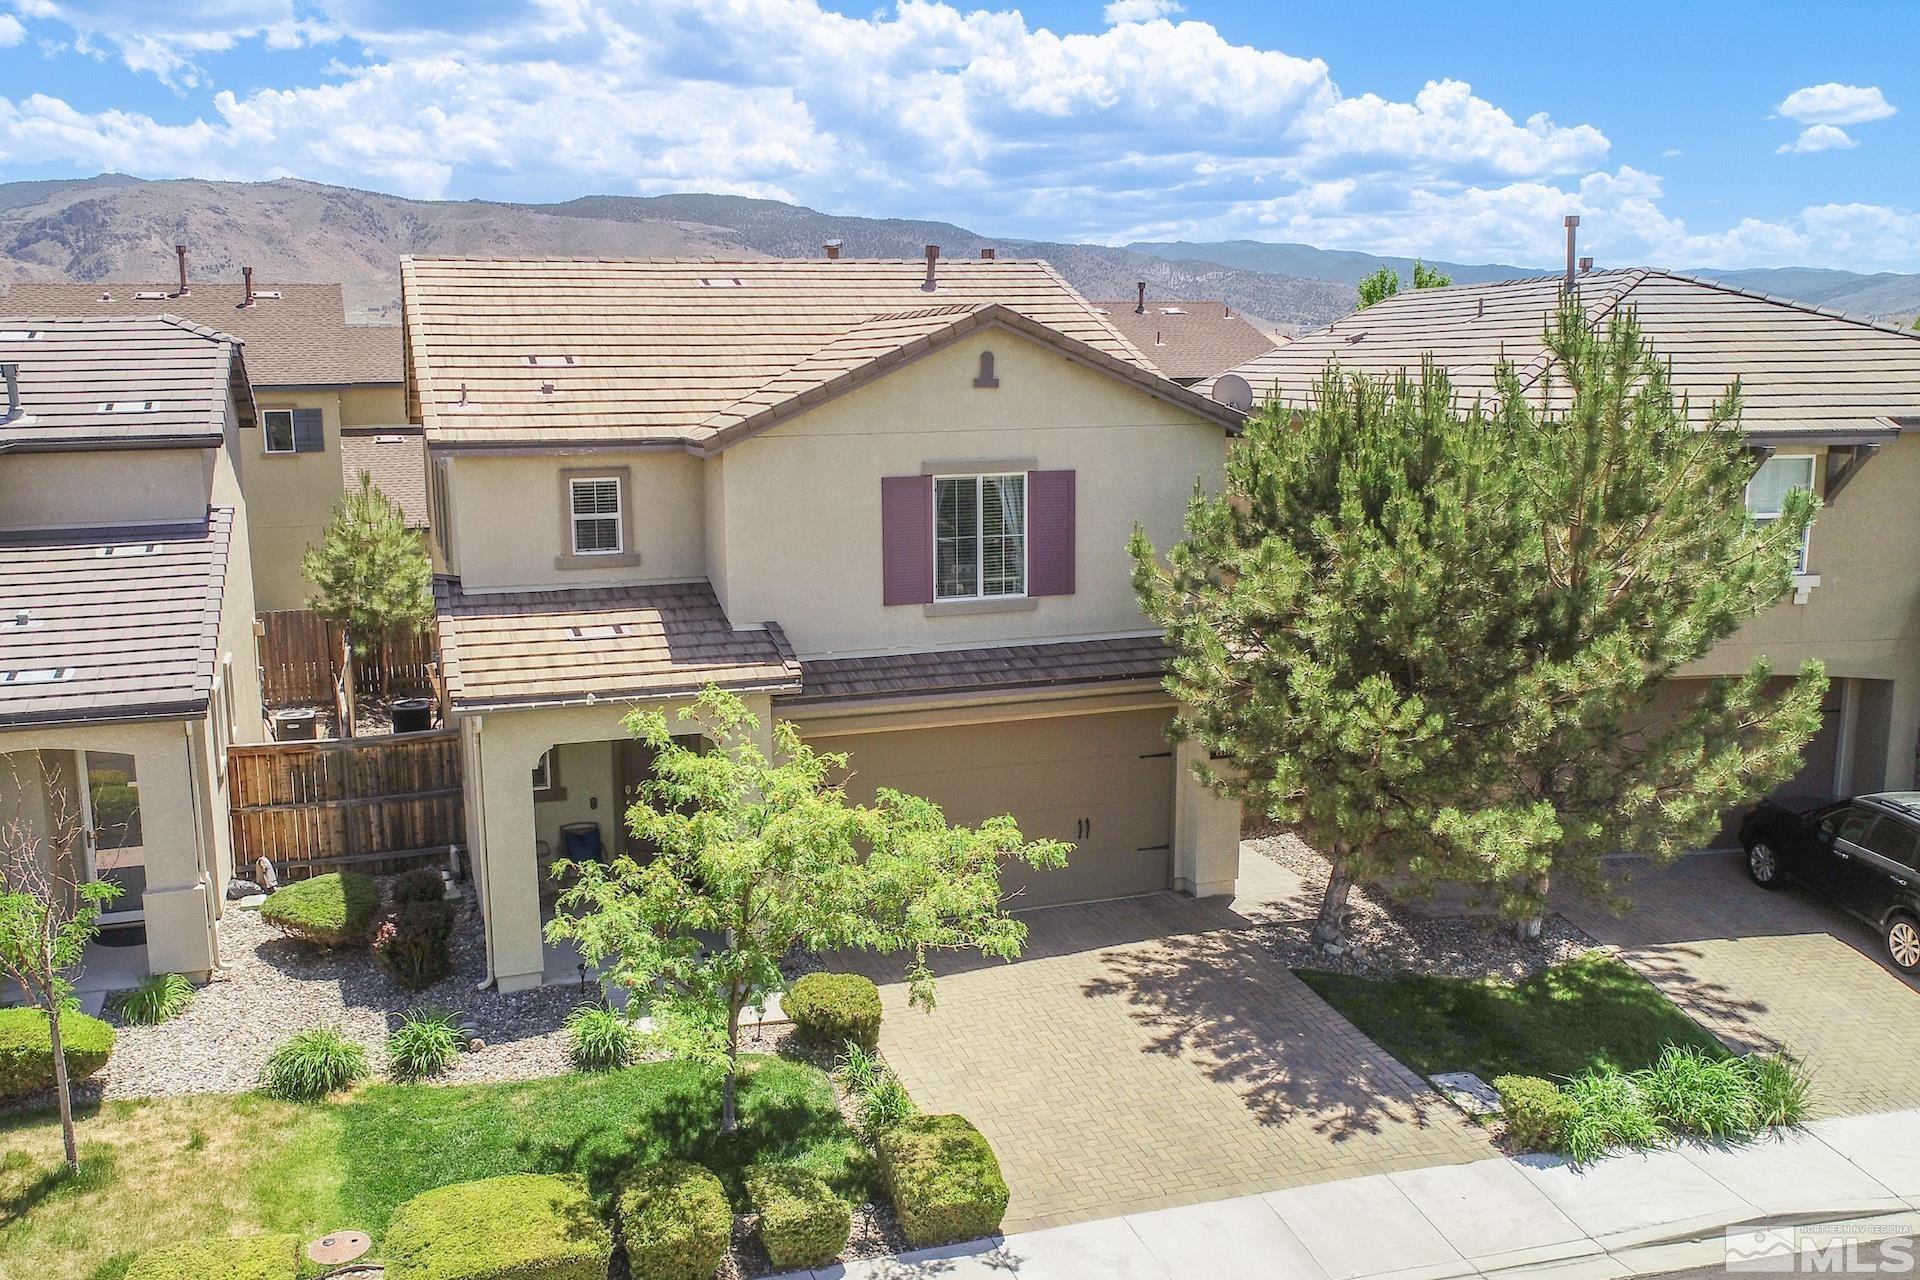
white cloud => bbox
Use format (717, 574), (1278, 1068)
(1777, 124), (1859, 154)
(0, 13), (23, 44)
(1102, 0), (1182, 22)
(1661, 147), (1683, 158)
(1777, 82), (1896, 125)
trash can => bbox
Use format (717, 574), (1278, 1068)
(391, 697), (434, 733)
(271, 708), (318, 741)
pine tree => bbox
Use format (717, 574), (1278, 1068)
(301, 472), (433, 688)
(1133, 302), (1826, 949)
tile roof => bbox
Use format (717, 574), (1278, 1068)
(400, 257), (1241, 449)
(1090, 299), (1281, 382)
(433, 577), (800, 712)
(0, 315), (249, 452)
(340, 431), (430, 529)
(1, 282), (401, 387)
(0, 511), (234, 727)
(1210, 269), (1920, 442)
(786, 634), (1171, 705)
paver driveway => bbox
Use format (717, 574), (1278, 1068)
(1559, 849), (1920, 1117)
(836, 863), (1490, 1233)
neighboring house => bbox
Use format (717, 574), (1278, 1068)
(0, 316), (267, 980)
(403, 254), (1248, 991)
(5, 270), (412, 610)
(1214, 267), (1920, 817)
(1091, 287), (1280, 384)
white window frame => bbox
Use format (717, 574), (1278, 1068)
(933, 472), (1028, 603)
(569, 475), (624, 557)
(262, 408), (296, 455)
(1746, 452), (1816, 573)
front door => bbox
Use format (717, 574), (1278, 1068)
(613, 735), (711, 858)
(80, 750), (145, 925)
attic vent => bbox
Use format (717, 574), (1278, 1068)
(98, 401), (156, 413)
(1345, 332), (1368, 345)
(96, 543), (158, 558)
(0, 330), (38, 341)
(133, 291), (168, 301)
(568, 624), (630, 640)
(6, 609), (33, 629)
(374, 433), (408, 444)
(251, 290), (282, 300)
(1092, 307), (1111, 315)
(0, 666), (75, 685)
(522, 355), (578, 367)
(699, 277), (746, 288)
(1160, 307), (1187, 315)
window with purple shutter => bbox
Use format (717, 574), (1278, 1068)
(881, 474), (933, 605)
(1027, 469), (1076, 596)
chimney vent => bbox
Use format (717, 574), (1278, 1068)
(175, 244), (189, 296)
(823, 240), (842, 260)
(1579, 256), (1594, 274)
(979, 247), (995, 260)
(1563, 215), (1580, 291)
(241, 265), (255, 307)
(2, 362), (19, 418)
(921, 244), (940, 292)
(1135, 281), (1146, 314)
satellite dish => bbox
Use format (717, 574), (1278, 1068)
(1211, 373), (1253, 412)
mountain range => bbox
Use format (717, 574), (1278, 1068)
(0, 175), (1912, 334)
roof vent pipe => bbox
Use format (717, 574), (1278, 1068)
(1563, 215), (1580, 291)
(1135, 281), (1146, 314)
(823, 240), (842, 260)
(922, 244), (940, 292)
(175, 243), (189, 296)
(2, 362), (19, 418)
(242, 265), (255, 307)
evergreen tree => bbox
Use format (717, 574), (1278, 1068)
(302, 471), (433, 664)
(1357, 261), (1452, 309)
(1133, 303), (1825, 949)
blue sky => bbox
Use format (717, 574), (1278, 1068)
(0, 0), (1911, 271)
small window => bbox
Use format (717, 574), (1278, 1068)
(531, 750), (553, 791)
(264, 408), (296, 454)
(569, 476), (623, 556)
(1747, 454), (1815, 572)
(935, 473), (1026, 601)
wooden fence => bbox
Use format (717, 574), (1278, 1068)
(227, 729), (464, 880)
(257, 608), (437, 709)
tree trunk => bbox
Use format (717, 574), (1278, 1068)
(1312, 859), (1355, 954)
(47, 999), (77, 1173)
(720, 983), (743, 1134)
(1513, 870), (1551, 942)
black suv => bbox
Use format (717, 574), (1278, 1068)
(1740, 792), (1920, 973)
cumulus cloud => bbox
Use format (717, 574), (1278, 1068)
(1777, 82), (1896, 125)
(1777, 124), (1859, 154)
(1103, 0), (1183, 22)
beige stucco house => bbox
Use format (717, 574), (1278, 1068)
(1216, 268), (1920, 821)
(6, 271), (414, 611)
(0, 316), (267, 980)
(402, 255), (1248, 991)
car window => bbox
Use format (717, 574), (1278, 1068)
(1863, 816), (1920, 870)
(1819, 805), (1879, 846)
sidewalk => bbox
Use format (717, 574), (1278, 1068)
(787, 1109), (1920, 1279)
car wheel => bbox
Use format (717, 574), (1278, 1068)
(1745, 840), (1783, 888)
(1888, 914), (1920, 973)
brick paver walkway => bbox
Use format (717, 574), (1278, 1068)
(837, 883), (1490, 1233)
(1559, 850), (1920, 1118)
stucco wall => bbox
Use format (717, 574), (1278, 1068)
(338, 383), (407, 429)
(243, 388), (347, 612)
(0, 448), (214, 530)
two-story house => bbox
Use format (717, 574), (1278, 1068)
(7, 262), (414, 611)
(402, 254), (1248, 992)
(0, 316), (267, 980)
(1213, 268), (1920, 829)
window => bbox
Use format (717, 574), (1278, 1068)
(531, 750), (557, 795)
(263, 409), (295, 454)
(935, 473), (1026, 601)
(1865, 816), (1920, 870)
(1819, 804), (1877, 847)
(569, 477), (623, 555)
(1747, 454), (1815, 572)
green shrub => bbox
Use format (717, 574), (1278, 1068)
(617, 1160), (733, 1280)
(0, 1006), (115, 1101)
(746, 1164), (850, 1271)
(389, 1008), (464, 1082)
(835, 1041), (884, 1095)
(391, 867), (449, 905)
(1749, 1050), (1812, 1127)
(110, 973), (195, 1026)
(566, 1002), (636, 1072)
(124, 1233), (300, 1280)
(857, 1075), (917, 1133)
(1636, 1044), (1760, 1140)
(259, 1028), (368, 1101)
(259, 872), (380, 947)
(374, 900), (457, 990)
(1560, 1066), (1667, 1164)
(384, 1173), (613, 1280)
(875, 1114), (1008, 1247)
(786, 973), (881, 1053)
(1492, 1074), (1574, 1152)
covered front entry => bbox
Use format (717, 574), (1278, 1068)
(823, 708), (1176, 909)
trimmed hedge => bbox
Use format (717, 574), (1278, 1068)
(1492, 1074), (1575, 1151)
(785, 973), (882, 1053)
(125, 1233), (300, 1280)
(875, 1114), (1008, 1248)
(746, 1164), (850, 1272)
(384, 1173), (613, 1280)
(617, 1160), (733, 1280)
(374, 900), (457, 990)
(260, 872), (380, 947)
(391, 867), (449, 905)
(0, 1006), (115, 1102)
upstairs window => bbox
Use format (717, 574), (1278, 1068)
(935, 473), (1026, 600)
(264, 409), (296, 453)
(569, 476), (623, 556)
(1747, 453), (1815, 572)
(263, 407), (323, 454)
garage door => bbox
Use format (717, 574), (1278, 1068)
(821, 709), (1175, 909)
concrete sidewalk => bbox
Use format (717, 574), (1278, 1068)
(788, 1109), (1920, 1279)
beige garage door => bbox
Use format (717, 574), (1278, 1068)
(823, 709), (1175, 909)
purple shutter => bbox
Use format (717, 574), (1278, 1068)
(1027, 469), (1076, 596)
(881, 474), (933, 605)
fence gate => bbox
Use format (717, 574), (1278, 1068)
(226, 729), (464, 880)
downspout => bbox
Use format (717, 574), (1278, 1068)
(183, 722), (218, 969)
(468, 714), (497, 990)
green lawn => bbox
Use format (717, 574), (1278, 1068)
(1295, 952), (1727, 1081)
(0, 1055), (867, 1280)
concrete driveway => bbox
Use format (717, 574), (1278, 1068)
(1559, 849), (1920, 1117)
(835, 858), (1490, 1233)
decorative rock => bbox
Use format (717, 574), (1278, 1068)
(1430, 1070), (1503, 1116)
(227, 879), (265, 900)
(255, 856), (280, 892)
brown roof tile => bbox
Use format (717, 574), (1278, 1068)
(0, 315), (247, 452)
(786, 635), (1170, 704)
(1090, 299), (1280, 382)
(340, 431), (429, 528)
